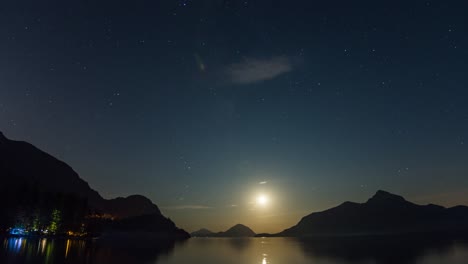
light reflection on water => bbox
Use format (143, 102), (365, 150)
(2, 236), (468, 264)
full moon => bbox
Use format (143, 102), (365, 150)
(256, 195), (268, 206)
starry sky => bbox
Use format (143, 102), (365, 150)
(1, 0), (468, 233)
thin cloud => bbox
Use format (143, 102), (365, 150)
(162, 205), (213, 210)
(227, 56), (292, 84)
(259, 181), (267, 185)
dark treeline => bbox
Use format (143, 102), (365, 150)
(0, 182), (106, 236)
(0, 182), (188, 238)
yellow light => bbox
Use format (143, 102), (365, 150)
(65, 239), (70, 258)
(256, 195), (268, 206)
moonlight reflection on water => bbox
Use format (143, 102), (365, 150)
(2, 236), (468, 264)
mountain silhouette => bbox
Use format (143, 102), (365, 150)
(220, 224), (256, 237)
(0, 131), (189, 238)
(190, 228), (215, 237)
(196, 224), (256, 237)
(277, 190), (468, 237)
(191, 224), (255, 237)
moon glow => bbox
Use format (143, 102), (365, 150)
(256, 195), (268, 206)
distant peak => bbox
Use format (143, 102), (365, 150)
(367, 190), (407, 204)
(226, 224), (254, 232)
(192, 228), (213, 234)
(222, 224), (256, 237)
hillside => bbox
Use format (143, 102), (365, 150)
(278, 190), (468, 237)
(0, 131), (188, 238)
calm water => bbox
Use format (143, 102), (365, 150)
(2, 236), (468, 264)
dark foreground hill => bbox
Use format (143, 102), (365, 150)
(275, 190), (468, 237)
(0, 131), (189, 239)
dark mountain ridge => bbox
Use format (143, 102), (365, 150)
(277, 190), (468, 237)
(0, 132), (160, 218)
(192, 224), (256, 237)
(0, 131), (188, 238)
(220, 224), (256, 237)
(190, 228), (215, 237)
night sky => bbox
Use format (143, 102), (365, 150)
(1, 0), (468, 233)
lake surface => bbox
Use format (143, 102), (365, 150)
(2, 236), (468, 264)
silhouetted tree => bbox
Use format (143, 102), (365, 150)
(48, 209), (62, 234)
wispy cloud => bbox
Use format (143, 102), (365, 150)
(259, 181), (267, 185)
(227, 56), (292, 84)
(162, 205), (213, 210)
